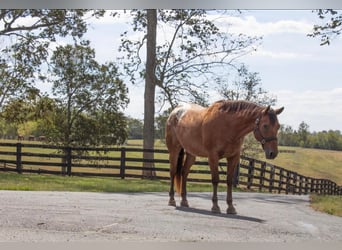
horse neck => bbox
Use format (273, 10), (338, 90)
(232, 109), (261, 138)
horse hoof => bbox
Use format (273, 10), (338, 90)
(211, 206), (221, 214)
(168, 199), (176, 207)
(180, 200), (189, 207)
(226, 206), (237, 214)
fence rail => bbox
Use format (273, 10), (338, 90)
(0, 142), (341, 195)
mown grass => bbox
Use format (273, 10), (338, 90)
(310, 194), (342, 217)
(257, 146), (342, 185)
(0, 172), (229, 193)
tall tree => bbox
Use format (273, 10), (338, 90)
(298, 121), (310, 147)
(0, 9), (104, 109)
(308, 9), (342, 45)
(119, 10), (260, 177)
(142, 9), (157, 177)
(49, 41), (129, 148)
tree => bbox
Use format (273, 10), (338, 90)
(142, 9), (158, 177)
(119, 10), (260, 177)
(126, 117), (144, 139)
(219, 64), (276, 106)
(298, 121), (310, 147)
(0, 88), (42, 135)
(155, 109), (171, 142)
(0, 10), (103, 109)
(49, 41), (129, 148)
(308, 9), (342, 45)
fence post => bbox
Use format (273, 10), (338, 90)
(304, 177), (309, 194)
(298, 175), (303, 195)
(16, 143), (22, 174)
(285, 171), (290, 194)
(332, 182), (337, 195)
(269, 165), (275, 193)
(120, 147), (126, 179)
(66, 147), (72, 176)
(278, 168), (284, 194)
(259, 162), (266, 192)
(293, 173), (297, 194)
(317, 179), (322, 194)
(247, 159), (254, 189)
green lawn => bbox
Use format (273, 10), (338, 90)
(310, 194), (342, 217)
(0, 172), (228, 193)
(258, 146), (342, 185)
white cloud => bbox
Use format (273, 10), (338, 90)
(209, 14), (313, 37)
(275, 88), (342, 131)
(250, 47), (311, 60)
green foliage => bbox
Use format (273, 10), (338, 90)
(219, 64), (277, 106)
(48, 42), (129, 147)
(279, 122), (342, 151)
(308, 9), (342, 46)
(127, 117), (144, 139)
(0, 10), (103, 109)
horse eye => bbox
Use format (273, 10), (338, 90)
(263, 124), (269, 130)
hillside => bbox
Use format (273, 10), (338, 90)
(257, 146), (342, 185)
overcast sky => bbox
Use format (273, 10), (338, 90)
(40, 10), (342, 132)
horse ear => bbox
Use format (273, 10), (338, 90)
(262, 105), (270, 115)
(275, 107), (284, 115)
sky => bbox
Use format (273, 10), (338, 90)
(40, 10), (342, 132)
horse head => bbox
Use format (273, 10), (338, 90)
(253, 106), (284, 159)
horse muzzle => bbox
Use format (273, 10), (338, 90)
(264, 149), (278, 159)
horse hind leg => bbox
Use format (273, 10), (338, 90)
(180, 152), (196, 207)
(168, 147), (184, 207)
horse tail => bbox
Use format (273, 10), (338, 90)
(174, 148), (184, 195)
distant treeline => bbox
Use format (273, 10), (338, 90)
(278, 122), (342, 151)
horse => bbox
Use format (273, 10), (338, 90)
(17, 135), (24, 141)
(165, 100), (284, 214)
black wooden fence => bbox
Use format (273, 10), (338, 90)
(0, 142), (341, 195)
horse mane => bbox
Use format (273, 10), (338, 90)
(216, 100), (278, 124)
(216, 100), (262, 114)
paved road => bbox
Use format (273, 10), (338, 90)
(0, 190), (341, 242)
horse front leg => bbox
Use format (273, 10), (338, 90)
(208, 156), (220, 213)
(226, 155), (239, 214)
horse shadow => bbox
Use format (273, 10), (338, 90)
(175, 206), (265, 223)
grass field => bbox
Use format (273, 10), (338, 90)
(0, 172), (229, 193)
(310, 194), (342, 217)
(257, 146), (342, 185)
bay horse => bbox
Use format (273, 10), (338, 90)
(166, 100), (284, 214)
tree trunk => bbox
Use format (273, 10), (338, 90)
(142, 9), (157, 178)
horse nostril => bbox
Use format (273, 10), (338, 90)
(269, 151), (274, 158)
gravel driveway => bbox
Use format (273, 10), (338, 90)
(0, 190), (341, 242)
